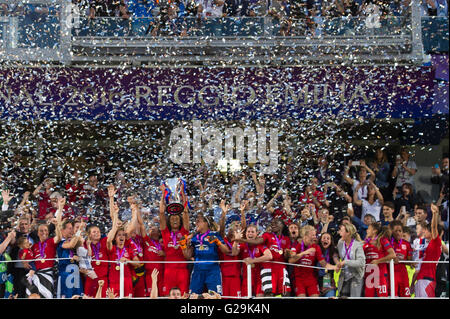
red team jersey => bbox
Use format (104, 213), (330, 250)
(290, 241), (324, 296)
(143, 235), (165, 296)
(219, 237), (241, 298)
(86, 237), (109, 278)
(107, 244), (137, 297)
(84, 237), (109, 297)
(239, 243), (267, 296)
(142, 236), (165, 272)
(219, 238), (241, 277)
(261, 232), (291, 295)
(417, 235), (442, 282)
(363, 237), (393, 297)
(391, 238), (413, 297)
(290, 242), (324, 279)
(161, 227), (189, 269)
(31, 238), (58, 270)
(261, 232), (289, 269)
(161, 226), (190, 296)
(126, 235), (146, 297)
(20, 248), (34, 262)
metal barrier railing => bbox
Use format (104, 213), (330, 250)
(0, 0), (439, 64)
(2, 256), (448, 299)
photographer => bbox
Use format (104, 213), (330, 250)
(391, 147), (417, 192)
(431, 155), (449, 202)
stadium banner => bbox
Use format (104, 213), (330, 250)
(0, 66), (436, 121)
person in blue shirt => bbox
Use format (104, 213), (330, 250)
(56, 220), (84, 298)
(185, 213), (231, 295)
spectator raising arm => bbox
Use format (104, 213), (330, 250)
(0, 230), (16, 255)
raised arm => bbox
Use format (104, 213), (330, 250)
(107, 184), (117, 221)
(218, 199), (230, 239)
(136, 204), (146, 237)
(239, 200), (247, 230)
(0, 230), (15, 255)
(361, 160), (376, 182)
(149, 269), (159, 299)
(107, 203), (120, 251)
(343, 162), (355, 185)
(53, 197), (66, 244)
(353, 184), (363, 207)
(430, 203), (440, 240)
(125, 196), (139, 237)
(266, 189), (282, 214)
(159, 184), (167, 231)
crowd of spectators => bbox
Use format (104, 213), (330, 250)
(0, 142), (448, 299)
(78, 0), (449, 36)
(0, 0), (447, 37)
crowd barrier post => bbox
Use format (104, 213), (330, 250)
(247, 263), (252, 299)
(389, 259), (395, 299)
(120, 261), (125, 299)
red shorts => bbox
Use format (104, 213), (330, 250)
(84, 276), (108, 298)
(132, 273), (147, 297)
(364, 268), (389, 297)
(162, 267), (190, 296)
(222, 276), (241, 298)
(241, 269), (263, 297)
(109, 276), (134, 298)
(294, 276), (320, 296)
(393, 270), (411, 297)
(261, 266), (291, 295)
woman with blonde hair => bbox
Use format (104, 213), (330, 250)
(335, 223), (365, 297)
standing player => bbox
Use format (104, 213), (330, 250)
(288, 225), (336, 297)
(362, 223), (396, 297)
(84, 225), (109, 298)
(389, 220), (413, 297)
(413, 203), (442, 297)
(235, 225), (272, 297)
(159, 185), (191, 296)
(124, 197), (147, 297)
(28, 197), (64, 298)
(106, 201), (139, 298)
(236, 218), (291, 296)
(218, 200), (245, 298)
(185, 213), (231, 295)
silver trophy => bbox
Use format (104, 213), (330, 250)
(164, 177), (185, 215)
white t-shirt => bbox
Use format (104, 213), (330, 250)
(352, 180), (368, 201)
(196, 0), (223, 18)
(361, 199), (382, 221)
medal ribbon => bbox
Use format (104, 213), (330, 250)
(171, 231), (179, 247)
(91, 242), (100, 260)
(116, 247), (126, 263)
(39, 240), (47, 260)
(246, 243), (256, 259)
(151, 239), (162, 251)
(197, 230), (210, 245)
(344, 239), (354, 260)
(273, 233), (282, 251)
(131, 237), (142, 254)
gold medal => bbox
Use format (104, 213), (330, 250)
(251, 264), (255, 268)
(96, 261), (100, 266)
(41, 260), (45, 263)
(115, 266), (120, 271)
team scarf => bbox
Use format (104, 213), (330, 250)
(25, 268), (54, 299)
